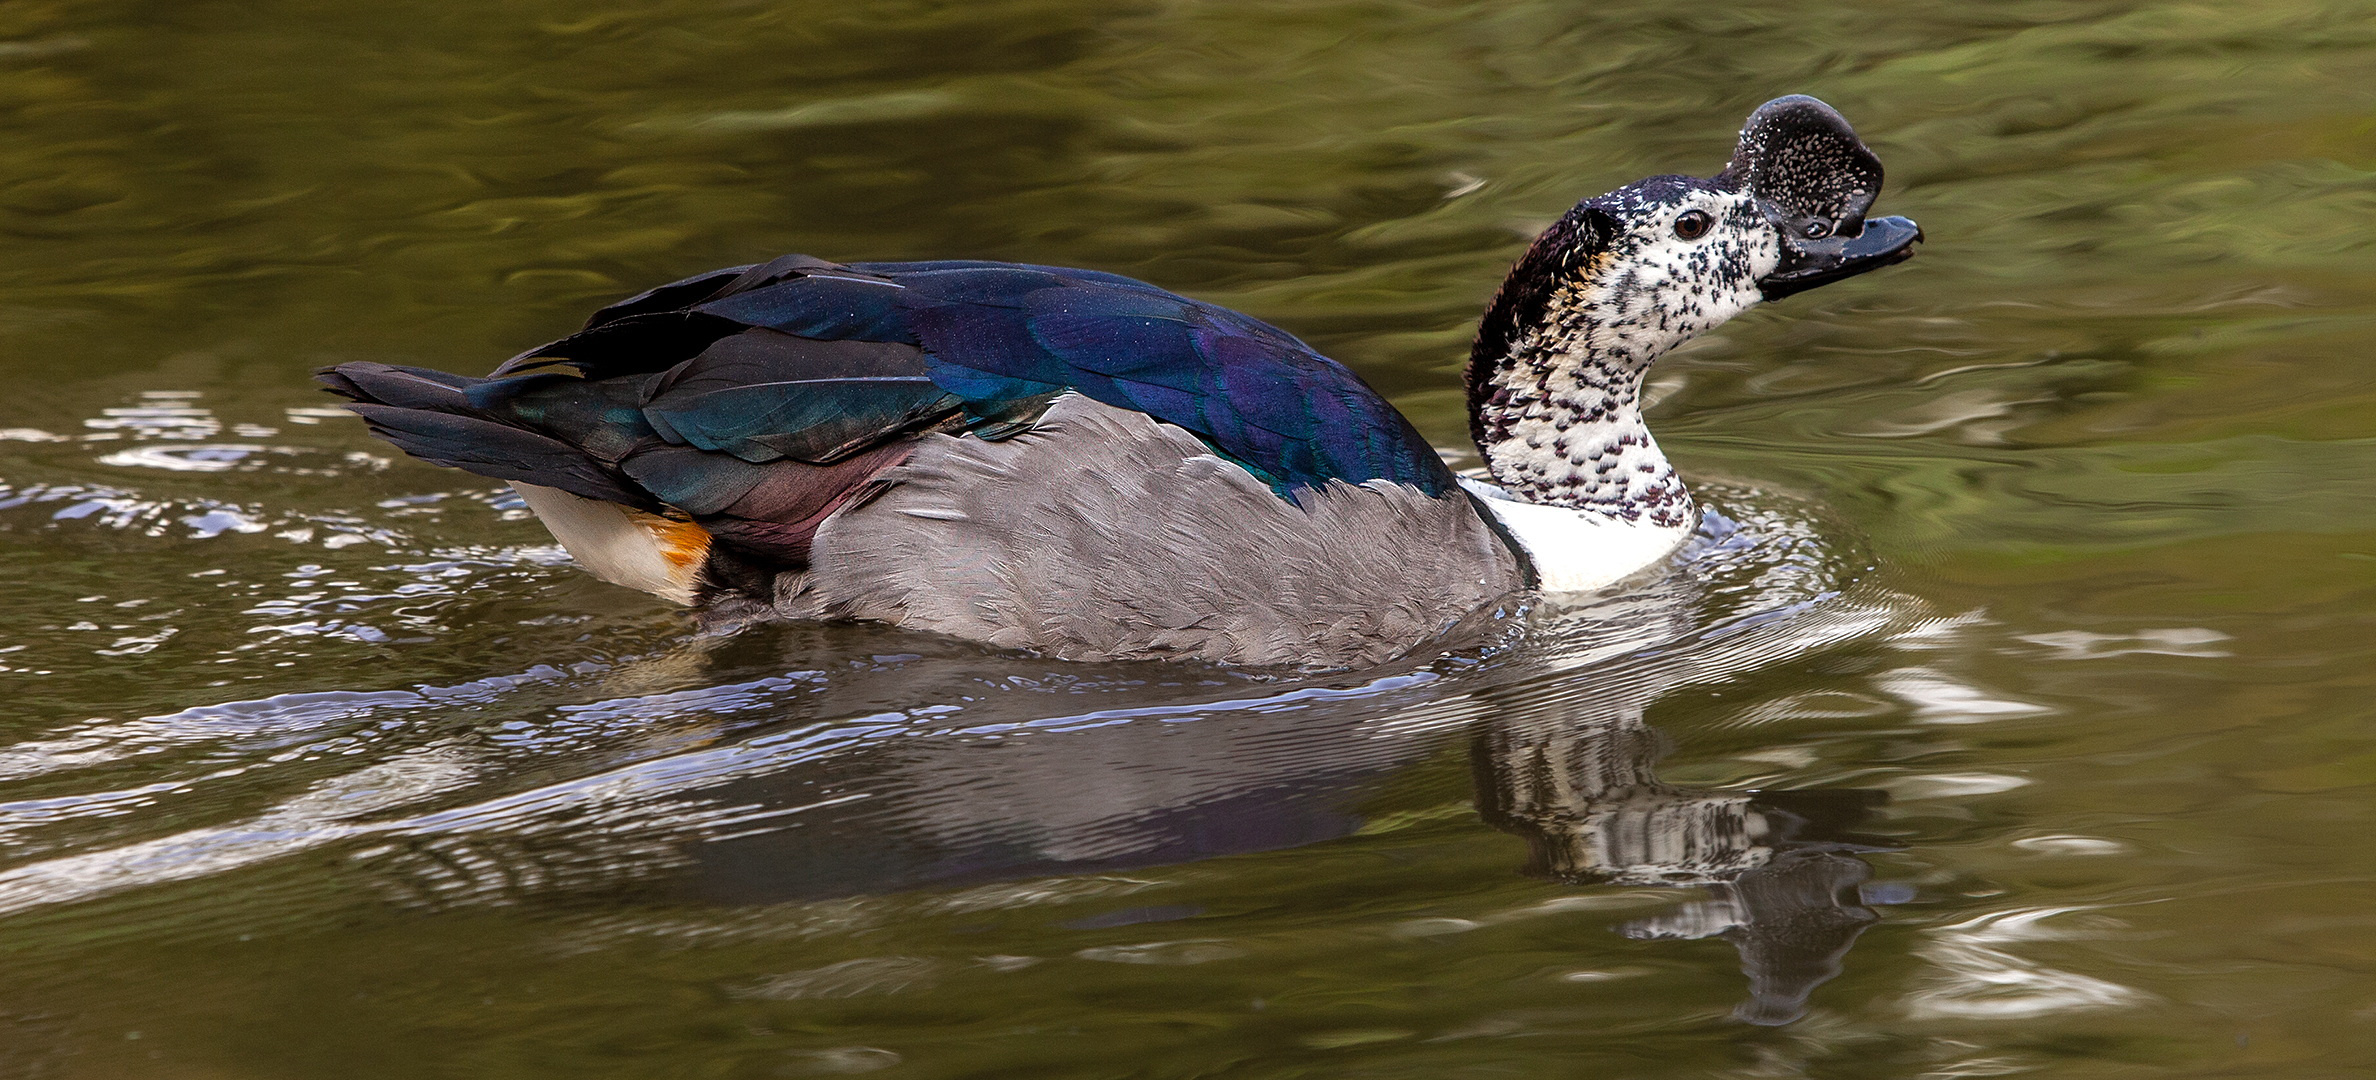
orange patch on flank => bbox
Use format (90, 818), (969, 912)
(632, 510), (713, 574)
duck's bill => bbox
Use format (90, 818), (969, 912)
(1758, 215), (1923, 302)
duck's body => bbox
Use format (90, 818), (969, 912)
(329, 255), (1535, 667)
(323, 96), (1917, 668)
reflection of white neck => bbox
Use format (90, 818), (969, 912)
(1461, 476), (1690, 593)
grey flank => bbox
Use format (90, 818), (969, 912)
(773, 395), (1529, 668)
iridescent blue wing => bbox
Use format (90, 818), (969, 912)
(650, 258), (1455, 495)
(322, 254), (1453, 570)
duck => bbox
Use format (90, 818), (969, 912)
(319, 95), (1918, 669)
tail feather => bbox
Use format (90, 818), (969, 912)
(343, 404), (651, 509)
(322, 359), (652, 510)
(318, 362), (483, 411)
(316, 354), (919, 585)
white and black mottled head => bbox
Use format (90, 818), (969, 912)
(1466, 95), (1919, 521)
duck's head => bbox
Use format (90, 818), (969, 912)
(1465, 95), (1919, 518)
(1470, 95), (1921, 379)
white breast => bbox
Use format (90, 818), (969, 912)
(1459, 477), (1691, 593)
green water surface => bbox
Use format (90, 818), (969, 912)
(6, 0), (2376, 1076)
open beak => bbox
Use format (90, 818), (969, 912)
(1758, 214), (1923, 301)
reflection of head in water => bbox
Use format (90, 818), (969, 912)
(1472, 702), (1891, 1026)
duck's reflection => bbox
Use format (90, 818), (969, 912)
(353, 506), (1908, 1025)
(652, 648), (1894, 1024)
(1474, 703), (1890, 1025)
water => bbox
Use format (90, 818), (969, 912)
(5, 0), (2376, 1074)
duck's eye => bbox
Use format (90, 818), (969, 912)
(1803, 220), (1832, 239)
(1673, 210), (1712, 241)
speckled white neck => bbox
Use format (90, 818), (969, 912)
(1468, 185), (1779, 532)
(1473, 317), (1691, 529)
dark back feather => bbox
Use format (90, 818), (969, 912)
(491, 257), (1453, 496)
(323, 254), (1454, 578)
